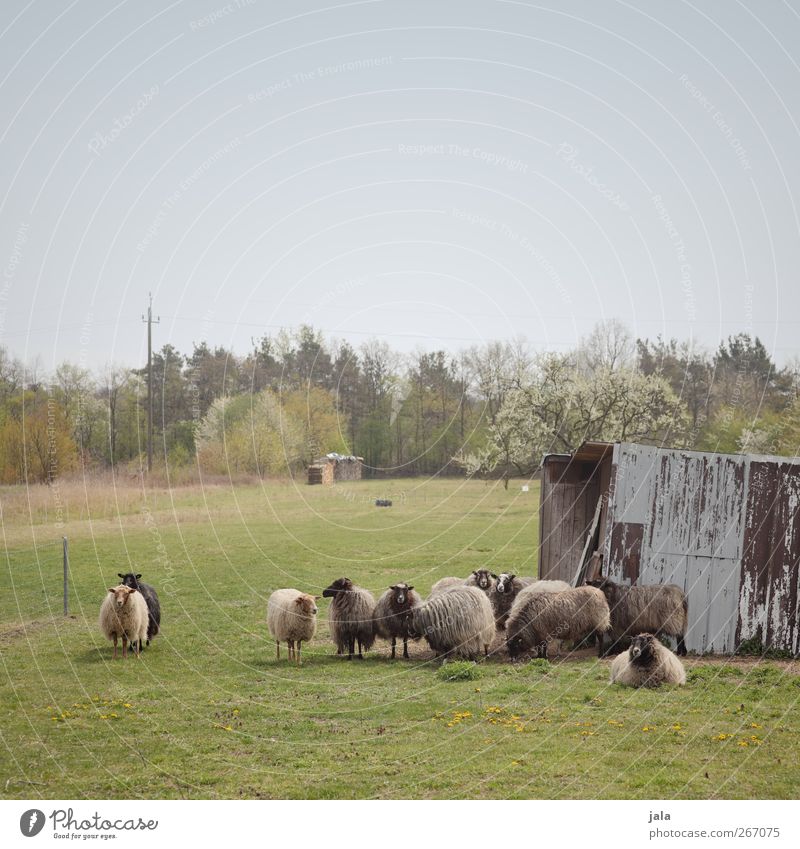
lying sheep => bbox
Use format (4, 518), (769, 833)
(322, 577), (376, 660)
(429, 576), (463, 596)
(588, 578), (688, 656)
(405, 586), (495, 661)
(267, 589), (319, 665)
(491, 576), (567, 628)
(464, 569), (494, 594)
(118, 572), (160, 651)
(99, 585), (149, 659)
(373, 582), (422, 659)
(610, 633), (686, 688)
(506, 586), (610, 660)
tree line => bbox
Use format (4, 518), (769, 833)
(0, 321), (797, 485)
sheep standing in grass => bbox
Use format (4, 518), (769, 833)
(373, 582), (422, 659)
(588, 578), (688, 656)
(405, 586), (495, 661)
(322, 577), (376, 660)
(506, 586), (610, 660)
(99, 586), (149, 659)
(118, 572), (160, 652)
(610, 633), (686, 688)
(429, 576), (463, 596)
(490, 572), (529, 628)
(267, 589), (319, 665)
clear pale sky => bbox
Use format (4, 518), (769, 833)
(1, 0), (798, 372)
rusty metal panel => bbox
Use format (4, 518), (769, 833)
(738, 460), (800, 654)
(609, 522), (644, 583)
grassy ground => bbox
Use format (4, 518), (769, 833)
(0, 476), (798, 799)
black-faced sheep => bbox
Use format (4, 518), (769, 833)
(99, 585), (149, 659)
(118, 572), (160, 651)
(429, 576), (463, 596)
(464, 569), (494, 593)
(490, 572), (528, 629)
(373, 582), (422, 659)
(267, 589), (319, 665)
(322, 577), (376, 660)
(506, 586), (610, 660)
(405, 586), (495, 661)
(609, 633), (686, 687)
(587, 578), (688, 656)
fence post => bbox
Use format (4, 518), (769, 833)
(62, 536), (69, 616)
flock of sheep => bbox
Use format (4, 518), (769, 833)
(98, 567), (688, 687)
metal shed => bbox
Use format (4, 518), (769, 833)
(539, 441), (800, 655)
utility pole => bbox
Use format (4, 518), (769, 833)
(142, 293), (160, 473)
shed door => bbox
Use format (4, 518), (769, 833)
(640, 452), (745, 654)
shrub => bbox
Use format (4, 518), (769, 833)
(437, 661), (481, 682)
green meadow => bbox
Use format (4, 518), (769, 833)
(0, 477), (797, 799)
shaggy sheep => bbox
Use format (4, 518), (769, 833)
(373, 582), (422, 659)
(587, 578), (688, 656)
(429, 576), (464, 596)
(506, 586), (610, 660)
(464, 569), (494, 594)
(491, 576), (569, 628)
(322, 577), (376, 660)
(405, 586), (495, 661)
(99, 585), (149, 659)
(267, 589), (319, 665)
(118, 572), (160, 651)
(609, 633), (686, 688)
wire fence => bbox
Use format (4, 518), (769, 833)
(0, 537), (69, 627)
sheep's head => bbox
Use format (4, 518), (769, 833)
(495, 573), (515, 594)
(629, 633), (657, 664)
(108, 585), (137, 607)
(473, 569), (493, 590)
(296, 594), (320, 616)
(586, 578), (613, 599)
(389, 583), (414, 606)
(402, 609), (420, 638)
(322, 577), (352, 598)
(506, 632), (526, 659)
(118, 572), (142, 589)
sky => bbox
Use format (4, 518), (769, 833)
(1, 0), (799, 372)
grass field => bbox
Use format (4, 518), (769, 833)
(1, 476), (798, 799)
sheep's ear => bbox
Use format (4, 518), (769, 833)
(407, 586), (414, 591)
(313, 595), (322, 600)
(295, 597), (304, 605)
(117, 573), (125, 579)
(135, 574), (142, 579)
(490, 573), (498, 579)
(389, 584), (398, 590)
(509, 574), (516, 581)
(108, 588), (116, 594)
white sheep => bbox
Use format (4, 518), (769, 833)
(99, 585), (149, 659)
(610, 633), (686, 688)
(267, 589), (319, 665)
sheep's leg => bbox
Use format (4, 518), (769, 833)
(390, 636), (396, 659)
(357, 638), (364, 659)
(484, 643), (490, 658)
(347, 637), (354, 660)
(595, 631), (606, 658)
(677, 635), (687, 656)
(296, 641), (302, 666)
(133, 637), (140, 657)
(112, 634), (118, 659)
(276, 641), (280, 660)
(122, 638), (128, 659)
(288, 640), (295, 661)
(403, 637), (409, 659)
(538, 641), (548, 660)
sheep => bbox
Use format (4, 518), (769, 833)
(267, 589), (319, 665)
(373, 582), (422, 659)
(118, 572), (160, 652)
(322, 577), (376, 660)
(506, 586), (610, 660)
(490, 575), (566, 628)
(464, 569), (494, 594)
(99, 585), (149, 659)
(405, 586), (495, 661)
(587, 578), (688, 656)
(429, 576), (464, 596)
(609, 633), (686, 688)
